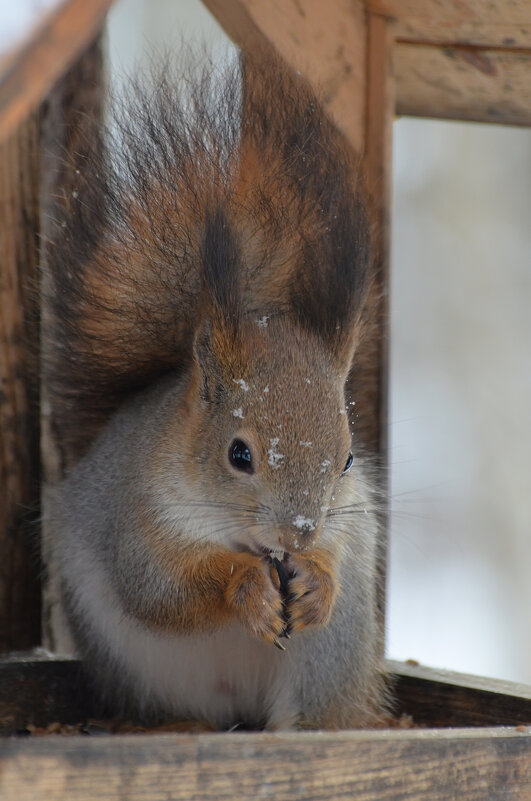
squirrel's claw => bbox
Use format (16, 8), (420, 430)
(271, 556), (293, 640)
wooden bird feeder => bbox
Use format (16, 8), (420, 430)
(0, 1), (530, 798)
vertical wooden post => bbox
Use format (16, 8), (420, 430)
(0, 116), (41, 651)
(354, 13), (394, 456)
(361, 12), (395, 625)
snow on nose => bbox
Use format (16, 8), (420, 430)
(292, 514), (316, 536)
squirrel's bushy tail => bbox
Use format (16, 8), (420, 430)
(44, 50), (371, 463)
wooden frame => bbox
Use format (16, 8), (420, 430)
(0, 0), (113, 141)
(0, 655), (530, 799)
(1, 1), (530, 798)
(2, 726), (528, 801)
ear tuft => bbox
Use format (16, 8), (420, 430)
(239, 49), (372, 368)
(201, 205), (241, 331)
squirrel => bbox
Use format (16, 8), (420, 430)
(44, 50), (388, 730)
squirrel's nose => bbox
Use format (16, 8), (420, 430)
(291, 515), (317, 537)
(277, 516), (321, 552)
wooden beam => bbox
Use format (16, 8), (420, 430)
(2, 656), (531, 734)
(1, 727), (530, 801)
(343, 13), (394, 628)
(0, 654), (92, 734)
(390, 660), (531, 728)
(0, 116), (41, 651)
(352, 13), (394, 455)
(367, 0), (531, 49)
(0, 0), (114, 142)
(395, 43), (531, 126)
(202, 0), (367, 152)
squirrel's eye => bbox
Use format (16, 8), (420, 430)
(229, 439), (254, 474)
(342, 452), (353, 476)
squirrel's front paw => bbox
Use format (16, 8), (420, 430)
(225, 555), (285, 646)
(284, 553), (338, 634)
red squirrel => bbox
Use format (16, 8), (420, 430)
(45, 51), (387, 729)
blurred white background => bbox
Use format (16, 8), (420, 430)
(389, 119), (531, 684)
(106, 0), (531, 684)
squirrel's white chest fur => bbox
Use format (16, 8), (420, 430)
(112, 622), (297, 729)
(69, 543), (300, 729)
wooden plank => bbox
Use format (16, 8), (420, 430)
(39, 38), (104, 652)
(3, 656), (530, 734)
(368, 0), (530, 22)
(0, 653), (95, 733)
(0, 0), (114, 142)
(0, 117), (41, 651)
(390, 660), (531, 728)
(0, 1), (62, 70)
(395, 43), (531, 126)
(367, 0), (531, 49)
(1, 727), (530, 801)
(202, 0), (367, 152)
(349, 12), (394, 456)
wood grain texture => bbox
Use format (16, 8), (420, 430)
(0, 654), (94, 733)
(367, 0), (531, 48)
(346, 14), (394, 626)
(202, 0), (367, 152)
(395, 43), (531, 126)
(3, 656), (530, 734)
(0, 0), (114, 142)
(350, 13), (394, 455)
(2, 657), (530, 800)
(0, 118), (41, 651)
(390, 660), (531, 727)
(0, 728), (530, 801)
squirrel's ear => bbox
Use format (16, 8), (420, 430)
(193, 320), (221, 403)
(193, 317), (239, 403)
(333, 315), (366, 383)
